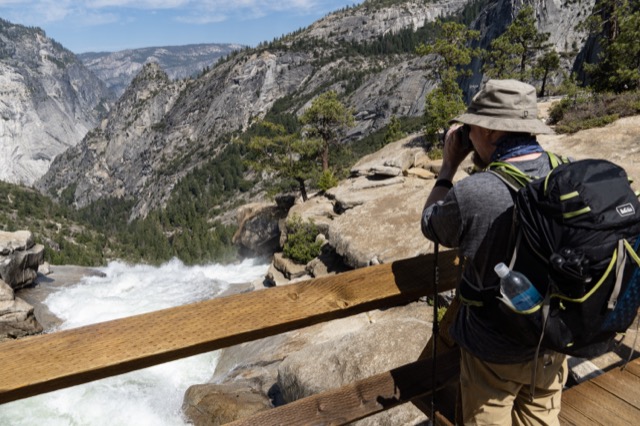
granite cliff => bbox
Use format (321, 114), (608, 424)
(0, 18), (114, 186)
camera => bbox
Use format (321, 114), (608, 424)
(457, 124), (472, 151)
(443, 124), (472, 151)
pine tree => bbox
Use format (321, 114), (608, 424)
(300, 91), (354, 172)
(417, 20), (481, 144)
(582, 0), (640, 92)
(245, 121), (321, 201)
(483, 5), (554, 83)
(535, 50), (561, 97)
(384, 115), (406, 144)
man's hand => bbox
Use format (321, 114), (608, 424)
(439, 125), (473, 181)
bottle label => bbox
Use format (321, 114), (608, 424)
(509, 286), (542, 311)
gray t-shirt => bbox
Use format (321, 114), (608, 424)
(422, 153), (553, 363)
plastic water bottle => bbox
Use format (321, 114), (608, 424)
(494, 262), (542, 311)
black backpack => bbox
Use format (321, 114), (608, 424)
(489, 155), (640, 358)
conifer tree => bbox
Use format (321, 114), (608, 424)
(535, 50), (561, 97)
(384, 115), (406, 144)
(582, 0), (640, 92)
(417, 20), (481, 144)
(300, 91), (354, 172)
(246, 121), (321, 201)
(483, 5), (554, 83)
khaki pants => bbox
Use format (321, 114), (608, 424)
(459, 348), (568, 425)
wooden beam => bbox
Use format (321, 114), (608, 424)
(229, 347), (461, 426)
(0, 251), (460, 404)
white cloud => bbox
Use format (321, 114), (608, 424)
(0, 0), (325, 23)
(173, 0), (322, 24)
(0, 0), (339, 32)
(0, 0), (73, 24)
(175, 12), (227, 25)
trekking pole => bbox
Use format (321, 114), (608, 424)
(431, 241), (440, 425)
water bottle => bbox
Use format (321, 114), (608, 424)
(494, 262), (542, 311)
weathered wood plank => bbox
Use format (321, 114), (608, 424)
(0, 251), (459, 404)
(621, 357), (640, 379)
(229, 348), (461, 426)
(561, 381), (638, 425)
(589, 364), (640, 407)
(560, 357), (640, 425)
(559, 401), (601, 425)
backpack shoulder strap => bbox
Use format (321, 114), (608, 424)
(487, 164), (527, 192)
(487, 151), (568, 192)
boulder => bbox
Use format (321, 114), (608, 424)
(280, 196), (336, 247)
(405, 167), (435, 180)
(0, 279), (43, 341)
(233, 203), (287, 256)
(326, 175), (406, 213)
(350, 134), (425, 177)
(258, 263), (287, 288)
(305, 245), (351, 278)
(0, 230), (44, 290)
(189, 302), (435, 424)
(182, 380), (272, 426)
(274, 302), (434, 425)
(539, 115), (640, 181)
(211, 331), (318, 396)
(327, 177), (432, 269)
(272, 252), (307, 280)
(0, 230), (35, 254)
(277, 302), (432, 401)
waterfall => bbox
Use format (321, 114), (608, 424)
(0, 258), (269, 426)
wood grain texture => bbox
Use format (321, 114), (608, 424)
(0, 251), (460, 404)
(560, 358), (640, 426)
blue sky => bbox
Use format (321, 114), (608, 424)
(0, 0), (364, 53)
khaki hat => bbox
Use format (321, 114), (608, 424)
(452, 79), (554, 134)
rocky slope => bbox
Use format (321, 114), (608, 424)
(0, 18), (114, 186)
(37, 0), (594, 221)
(36, 62), (186, 214)
(79, 43), (244, 97)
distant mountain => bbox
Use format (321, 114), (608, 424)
(0, 18), (114, 185)
(78, 43), (244, 97)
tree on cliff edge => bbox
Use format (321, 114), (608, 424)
(300, 91), (354, 172)
(245, 121), (321, 202)
(417, 20), (481, 144)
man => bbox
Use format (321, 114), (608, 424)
(421, 79), (568, 425)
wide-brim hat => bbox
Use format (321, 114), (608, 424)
(452, 79), (554, 134)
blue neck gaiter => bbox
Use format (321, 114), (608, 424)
(490, 135), (544, 162)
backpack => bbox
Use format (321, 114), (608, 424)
(489, 154), (640, 358)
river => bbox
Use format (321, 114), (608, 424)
(0, 258), (269, 426)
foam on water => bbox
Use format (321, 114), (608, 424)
(0, 257), (269, 426)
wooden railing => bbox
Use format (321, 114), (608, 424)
(0, 251), (461, 424)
